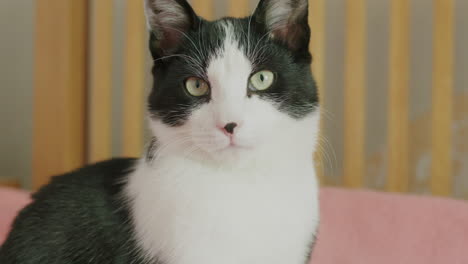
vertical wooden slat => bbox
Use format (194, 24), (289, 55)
(387, 0), (410, 192)
(343, 0), (366, 188)
(310, 0), (326, 95)
(431, 0), (454, 196)
(192, 0), (214, 20)
(309, 0), (326, 184)
(89, 0), (113, 162)
(33, 0), (88, 189)
(228, 0), (249, 17)
(122, 0), (146, 157)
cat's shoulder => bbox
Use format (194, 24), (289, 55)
(0, 158), (144, 263)
(33, 157), (138, 201)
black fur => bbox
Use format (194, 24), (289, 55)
(145, 137), (159, 163)
(147, 19), (225, 126)
(0, 159), (149, 264)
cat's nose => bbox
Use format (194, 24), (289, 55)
(223, 122), (237, 135)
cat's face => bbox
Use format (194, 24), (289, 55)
(145, 0), (319, 164)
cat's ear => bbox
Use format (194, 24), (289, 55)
(144, 0), (199, 58)
(252, 0), (310, 52)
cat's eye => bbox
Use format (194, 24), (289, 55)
(185, 77), (209, 97)
(249, 70), (275, 91)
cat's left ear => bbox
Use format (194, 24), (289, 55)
(253, 0), (310, 52)
(144, 0), (199, 58)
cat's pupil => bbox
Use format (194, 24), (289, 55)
(260, 74), (265, 82)
(195, 80), (200, 88)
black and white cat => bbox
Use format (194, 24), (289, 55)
(0, 0), (320, 263)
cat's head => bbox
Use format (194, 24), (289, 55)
(144, 0), (319, 165)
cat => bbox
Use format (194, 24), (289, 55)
(0, 0), (321, 263)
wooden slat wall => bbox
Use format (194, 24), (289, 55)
(0, 179), (21, 189)
(343, 0), (367, 188)
(33, 0), (88, 190)
(29, 0), (460, 195)
(431, 0), (454, 196)
(228, 0), (249, 17)
(309, 0), (326, 183)
(122, 0), (146, 157)
(89, 0), (113, 162)
(387, 0), (410, 192)
(192, 0), (215, 20)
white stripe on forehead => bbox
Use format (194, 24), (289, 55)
(206, 21), (253, 102)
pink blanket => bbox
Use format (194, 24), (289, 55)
(311, 188), (468, 263)
(0, 187), (30, 245)
(1, 187), (468, 263)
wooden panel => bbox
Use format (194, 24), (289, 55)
(89, 0), (113, 162)
(228, 0), (249, 18)
(387, 0), (410, 192)
(343, 0), (366, 188)
(431, 0), (454, 196)
(310, 0), (326, 95)
(309, 0), (326, 184)
(0, 179), (21, 189)
(33, 0), (88, 190)
(192, 0), (214, 20)
(122, 0), (146, 157)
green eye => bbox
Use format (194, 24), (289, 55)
(250, 70), (275, 91)
(185, 77), (209, 97)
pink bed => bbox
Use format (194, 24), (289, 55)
(1, 187), (468, 263)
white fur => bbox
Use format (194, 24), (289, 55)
(125, 21), (320, 264)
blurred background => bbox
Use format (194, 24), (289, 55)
(0, 0), (466, 199)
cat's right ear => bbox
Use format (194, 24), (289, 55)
(144, 0), (199, 59)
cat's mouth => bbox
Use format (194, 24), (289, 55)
(190, 126), (256, 157)
(222, 143), (252, 151)
(217, 138), (254, 152)
(210, 143), (253, 162)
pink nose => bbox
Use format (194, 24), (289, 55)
(222, 122), (237, 135)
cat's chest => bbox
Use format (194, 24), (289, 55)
(127, 160), (319, 264)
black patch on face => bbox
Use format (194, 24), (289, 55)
(254, 60), (319, 119)
(147, 20), (225, 126)
(147, 16), (319, 127)
(232, 17), (319, 118)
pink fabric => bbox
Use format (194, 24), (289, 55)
(0, 187), (31, 245)
(1, 187), (468, 262)
(311, 188), (468, 264)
